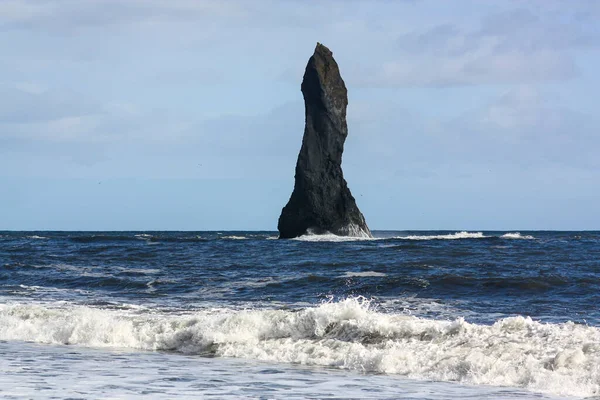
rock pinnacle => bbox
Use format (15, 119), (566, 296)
(277, 43), (371, 239)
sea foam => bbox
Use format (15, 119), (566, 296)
(394, 231), (488, 240)
(0, 298), (598, 397)
(293, 233), (374, 242)
(293, 227), (373, 242)
(293, 231), (490, 242)
(340, 271), (388, 278)
(501, 232), (536, 240)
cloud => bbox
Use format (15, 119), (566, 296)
(360, 8), (600, 87)
(479, 9), (597, 51)
(167, 102), (304, 179)
(0, 83), (156, 173)
(0, 83), (97, 124)
(0, 89), (305, 178)
(0, 83), (124, 168)
(0, 83), (156, 152)
(1, 1), (598, 179)
(5, 81), (594, 181)
(0, 0), (246, 33)
(435, 86), (599, 169)
(338, 85), (600, 184)
(3, 1), (599, 89)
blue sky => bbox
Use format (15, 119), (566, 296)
(1, 0), (599, 230)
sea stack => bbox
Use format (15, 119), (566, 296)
(278, 43), (371, 239)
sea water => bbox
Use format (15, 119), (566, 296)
(0, 231), (598, 399)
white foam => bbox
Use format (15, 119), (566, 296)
(230, 277), (281, 289)
(14, 285), (91, 296)
(222, 236), (248, 240)
(293, 231), (490, 242)
(115, 267), (161, 275)
(18, 285), (42, 291)
(291, 226), (373, 242)
(394, 232), (488, 240)
(1, 340), (557, 400)
(27, 235), (48, 240)
(293, 232), (375, 242)
(341, 271), (387, 278)
(501, 232), (535, 240)
(337, 224), (372, 238)
(378, 296), (467, 319)
(1, 299), (598, 397)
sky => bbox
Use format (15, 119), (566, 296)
(1, 0), (599, 231)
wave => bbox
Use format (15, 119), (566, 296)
(501, 232), (535, 240)
(154, 236), (207, 243)
(66, 234), (210, 244)
(133, 234), (210, 243)
(69, 234), (140, 243)
(393, 232), (488, 240)
(6, 231), (542, 243)
(293, 231), (492, 242)
(0, 298), (598, 397)
(292, 227), (373, 242)
(291, 231), (540, 242)
(292, 233), (374, 242)
(340, 271), (387, 278)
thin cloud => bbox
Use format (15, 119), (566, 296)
(360, 8), (599, 87)
(441, 86), (599, 168)
(0, 0), (246, 32)
(0, 84), (97, 124)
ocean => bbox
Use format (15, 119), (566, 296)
(1, 231), (599, 399)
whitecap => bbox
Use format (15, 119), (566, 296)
(13, 285), (91, 296)
(340, 271), (387, 278)
(501, 232), (535, 240)
(292, 226), (374, 242)
(292, 233), (375, 242)
(1, 299), (599, 397)
(115, 267), (161, 275)
(18, 285), (42, 291)
(394, 232), (487, 240)
(229, 277), (281, 289)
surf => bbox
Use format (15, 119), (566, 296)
(1, 298), (598, 397)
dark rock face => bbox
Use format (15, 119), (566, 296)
(278, 43), (371, 239)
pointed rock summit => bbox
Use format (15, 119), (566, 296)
(278, 43), (371, 239)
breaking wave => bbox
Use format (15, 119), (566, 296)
(1, 298), (598, 397)
(340, 271), (388, 278)
(393, 231), (487, 240)
(294, 231), (489, 242)
(292, 231), (540, 242)
(293, 226), (372, 242)
(501, 232), (536, 240)
(292, 233), (374, 242)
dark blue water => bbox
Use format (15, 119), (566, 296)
(2, 231), (599, 325)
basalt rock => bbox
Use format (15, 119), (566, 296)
(278, 43), (371, 239)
